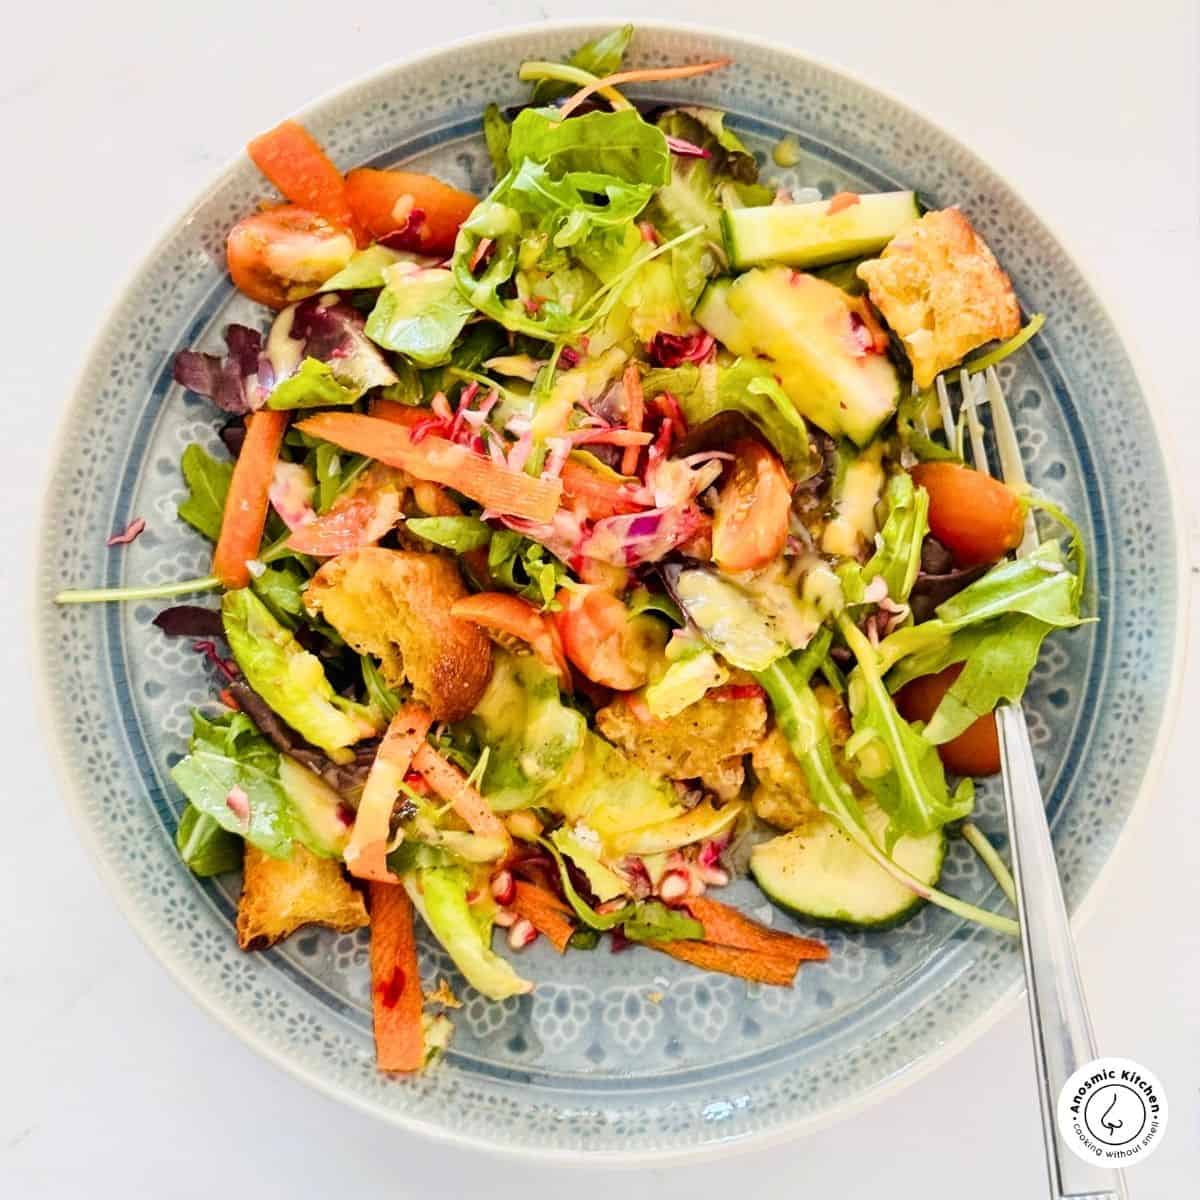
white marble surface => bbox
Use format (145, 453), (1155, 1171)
(2, 2), (1197, 1196)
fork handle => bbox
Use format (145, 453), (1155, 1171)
(997, 704), (1127, 1200)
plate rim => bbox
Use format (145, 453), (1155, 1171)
(32, 18), (1192, 1165)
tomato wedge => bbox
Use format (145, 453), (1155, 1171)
(226, 205), (355, 309)
(895, 664), (1001, 776)
(711, 439), (791, 572)
(910, 462), (1024, 568)
(553, 586), (667, 690)
(450, 593), (572, 690)
(345, 168), (478, 256)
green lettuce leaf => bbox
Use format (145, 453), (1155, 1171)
(405, 515), (492, 552)
(222, 588), (376, 764)
(507, 107), (670, 186)
(170, 710), (293, 859)
(249, 562), (308, 628)
(528, 25), (634, 104)
(621, 900), (704, 943)
(174, 803), (243, 876)
(861, 473), (929, 603)
(482, 103), (511, 179)
(319, 244), (416, 291)
(487, 529), (569, 606)
(644, 358), (816, 480)
(365, 267), (474, 367)
(361, 655), (402, 723)
(266, 357), (362, 410)
(177, 444), (233, 542)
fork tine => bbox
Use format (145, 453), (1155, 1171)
(984, 366), (1039, 555)
(935, 375), (956, 450)
(960, 369), (991, 475)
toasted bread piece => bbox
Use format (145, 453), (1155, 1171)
(595, 691), (767, 800)
(751, 687), (852, 831)
(237, 843), (369, 950)
(857, 208), (1020, 388)
(305, 547), (492, 722)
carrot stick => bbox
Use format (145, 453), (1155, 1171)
(212, 409), (289, 589)
(345, 168), (478, 256)
(247, 120), (363, 244)
(620, 363), (644, 477)
(412, 743), (511, 846)
(368, 881), (425, 1072)
(558, 59), (732, 120)
(296, 412), (562, 523)
(511, 880), (575, 953)
(346, 703), (433, 883)
(368, 397), (428, 427)
(685, 897), (829, 965)
(650, 939), (800, 986)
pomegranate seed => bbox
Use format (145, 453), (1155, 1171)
(507, 918), (537, 949)
(659, 869), (691, 905)
(493, 907), (517, 928)
(491, 869), (516, 906)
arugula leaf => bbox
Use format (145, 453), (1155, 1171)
(170, 710), (293, 858)
(508, 108), (670, 186)
(177, 444), (233, 542)
(175, 803), (243, 876)
(250, 561), (308, 628)
(365, 267), (474, 367)
(861, 473), (929, 602)
(487, 529), (569, 606)
(406, 515), (492, 552)
(361, 654), (402, 722)
(877, 540), (1084, 670)
(622, 900), (704, 943)
(266, 357), (361, 410)
(528, 25), (634, 104)
(839, 616), (973, 845)
(312, 442), (369, 513)
(482, 103), (512, 179)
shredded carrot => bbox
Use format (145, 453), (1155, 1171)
(368, 398), (428, 427)
(412, 742), (510, 846)
(368, 881), (426, 1071)
(650, 939), (800, 986)
(620, 363), (644, 477)
(826, 191), (861, 216)
(296, 412), (562, 523)
(685, 896), (829, 965)
(212, 409), (289, 589)
(510, 881), (575, 953)
(558, 59), (733, 120)
(247, 120), (363, 244)
(346, 704), (433, 883)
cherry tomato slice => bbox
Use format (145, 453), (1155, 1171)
(450, 593), (572, 690)
(712, 439), (791, 573)
(910, 462), (1024, 568)
(226, 204), (355, 308)
(553, 586), (667, 690)
(895, 664), (1001, 776)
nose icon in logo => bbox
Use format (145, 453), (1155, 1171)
(1099, 1092), (1123, 1137)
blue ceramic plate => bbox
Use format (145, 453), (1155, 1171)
(36, 22), (1186, 1161)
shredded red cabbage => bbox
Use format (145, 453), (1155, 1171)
(648, 331), (715, 368)
(106, 517), (146, 547)
(664, 135), (712, 160)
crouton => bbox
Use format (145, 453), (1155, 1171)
(305, 547), (492, 722)
(857, 208), (1020, 389)
(237, 843), (369, 950)
(751, 687), (852, 831)
(594, 691), (767, 799)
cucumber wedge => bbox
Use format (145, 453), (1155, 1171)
(751, 803), (945, 929)
(723, 191), (919, 270)
(692, 278), (749, 355)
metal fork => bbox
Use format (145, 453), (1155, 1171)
(938, 367), (1127, 1200)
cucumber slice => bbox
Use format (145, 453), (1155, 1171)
(751, 803), (945, 929)
(693, 278), (750, 354)
(723, 191), (919, 270)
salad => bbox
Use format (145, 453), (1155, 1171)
(58, 26), (1086, 1073)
